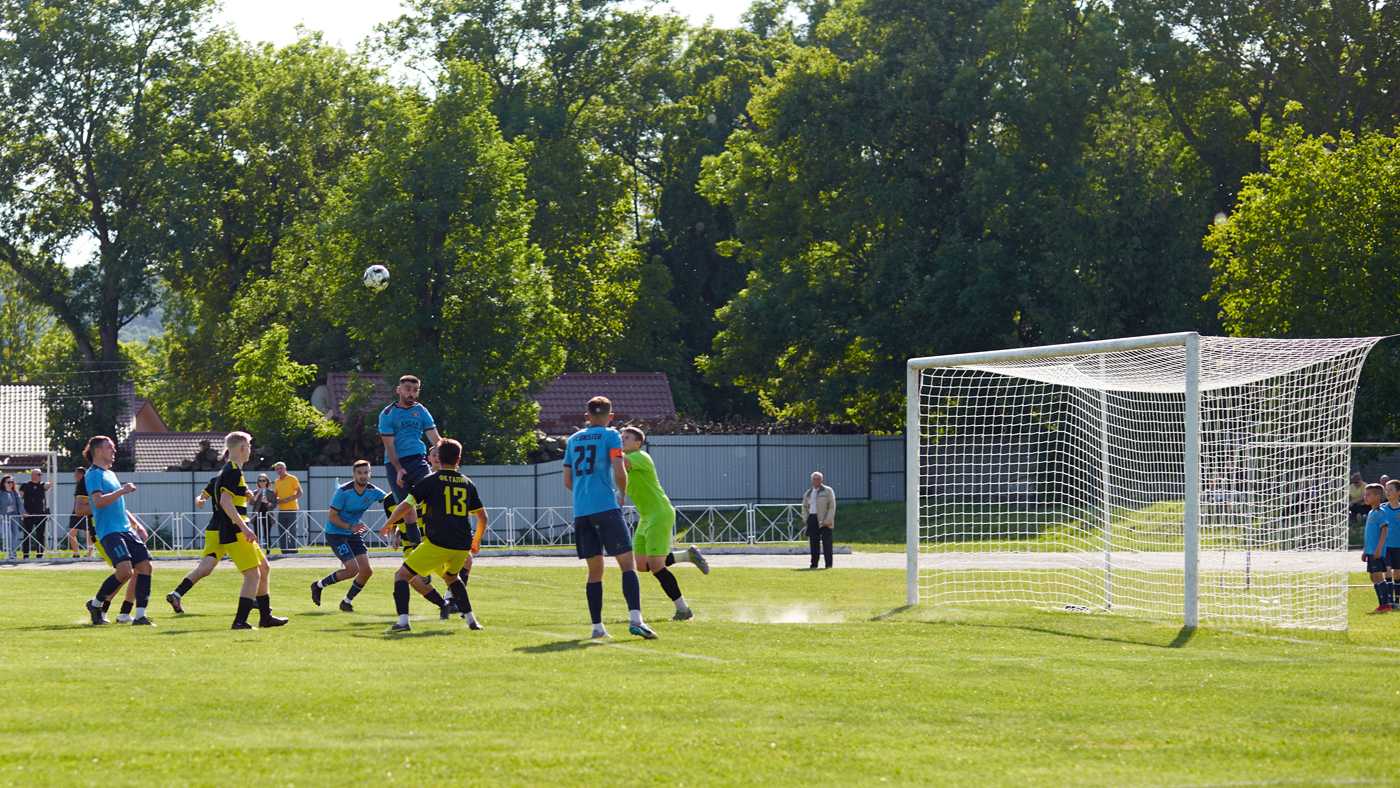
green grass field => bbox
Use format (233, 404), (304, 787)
(1, 563), (1393, 785)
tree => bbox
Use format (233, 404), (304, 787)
(148, 33), (399, 430)
(0, 266), (55, 382)
(0, 0), (210, 447)
(1205, 124), (1400, 437)
(1117, 0), (1400, 211)
(699, 0), (1206, 430)
(280, 61), (564, 462)
(226, 323), (338, 465)
(388, 0), (684, 370)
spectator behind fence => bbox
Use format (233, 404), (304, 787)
(19, 468), (51, 560)
(273, 462), (302, 554)
(1, 476), (21, 559)
(1351, 473), (1370, 524)
(251, 474), (277, 547)
(802, 471), (837, 569)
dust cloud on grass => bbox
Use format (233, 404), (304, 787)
(726, 602), (847, 624)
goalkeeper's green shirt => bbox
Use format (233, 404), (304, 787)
(624, 449), (673, 519)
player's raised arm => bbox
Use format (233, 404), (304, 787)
(611, 453), (627, 497)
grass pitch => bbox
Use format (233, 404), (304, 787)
(0, 562), (1392, 785)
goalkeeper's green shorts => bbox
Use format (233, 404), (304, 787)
(631, 508), (676, 556)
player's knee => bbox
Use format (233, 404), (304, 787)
(136, 562), (152, 575)
(114, 564), (133, 582)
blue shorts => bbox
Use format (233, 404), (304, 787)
(385, 454), (432, 502)
(99, 531), (151, 566)
(574, 509), (632, 559)
(327, 533), (368, 562)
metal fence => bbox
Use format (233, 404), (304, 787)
(0, 503), (808, 559)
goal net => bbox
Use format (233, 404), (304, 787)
(905, 333), (1381, 630)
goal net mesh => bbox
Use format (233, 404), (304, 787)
(913, 336), (1380, 630)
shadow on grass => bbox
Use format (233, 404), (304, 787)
(514, 638), (597, 654)
(869, 605), (914, 621)
(350, 630), (455, 640)
(916, 618), (1197, 649)
(7, 623), (99, 632)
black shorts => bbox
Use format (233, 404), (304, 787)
(1367, 555), (1389, 574)
(574, 509), (632, 559)
(1386, 548), (1400, 570)
(100, 531), (151, 566)
(327, 533), (368, 562)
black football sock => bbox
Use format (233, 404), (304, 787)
(318, 571), (342, 588)
(394, 580), (410, 616)
(173, 577), (194, 597)
(101, 598), (112, 613)
(119, 600), (134, 615)
(654, 568), (683, 601)
(621, 570), (641, 612)
(665, 552), (676, 566)
(95, 574), (122, 604)
(586, 581), (603, 625)
(423, 588), (447, 608)
(256, 594), (271, 619)
(1377, 583), (1387, 606)
(346, 580), (365, 601)
(134, 574), (151, 608)
(448, 579), (471, 613)
(234, 596), (256, 625)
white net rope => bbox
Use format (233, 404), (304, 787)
(915, 336), (1381, 630)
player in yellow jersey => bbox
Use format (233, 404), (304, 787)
(386, 439), (487, 632)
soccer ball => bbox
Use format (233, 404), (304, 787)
(363, 264), (390, 292)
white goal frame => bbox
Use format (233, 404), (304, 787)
(905, 332), (1378, 629)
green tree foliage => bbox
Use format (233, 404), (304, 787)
(698, 0), (1218, 430)
(0, 0), (210, 447)
(281, 61), (563, 462)
(1117, 0), (1400, 210)
(390, 0), (683, 370)
(0, 266), (54, 382)
(226, 323), (338, 464)
(1206, 125), (1400, 436)
(149, 34), (397, 429)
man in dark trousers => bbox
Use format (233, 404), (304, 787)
(802, 471), (836, 569)
(19, 468), (51, 560)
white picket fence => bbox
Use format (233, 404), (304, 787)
(0, 503), (807, 558)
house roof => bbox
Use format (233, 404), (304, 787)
(0, 385), (49, 454)
(129, 432), (226, 472)
(535, 373), (676, 432)
(324, 372), (394, 419)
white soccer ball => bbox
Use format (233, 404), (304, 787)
(363, 264), (390, 292)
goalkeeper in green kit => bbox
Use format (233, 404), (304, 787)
(619, 426), (709, 620)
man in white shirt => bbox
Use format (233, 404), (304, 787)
(802, 472), (836, 569)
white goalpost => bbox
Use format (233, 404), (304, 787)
(906, 332), (1382, 630)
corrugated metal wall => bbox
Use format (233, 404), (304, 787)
(47, 435), (906, 515)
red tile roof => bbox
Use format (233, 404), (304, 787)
(535, 373), (676, 433)
(129, 432), (227, 472)
(325, 373), (394, 419)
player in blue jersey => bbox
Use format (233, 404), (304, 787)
(379, 374), (441, 549)
(563, 396), (654, 640)
(311, 460), (387, 612)
(1362, 483), (1391, 613)
(82, 436), (156, 626)
(1382, 480), (1400, 612)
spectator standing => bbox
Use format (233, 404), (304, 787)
(19, 468), (51, 559)
(272, 462), (302, 554)
(0, 476), (21, 559)
(1350, 473), (1369, 525)
(66, 466), (94, 559)
(802, 471), (837, 569)
(250, 474), (277, 547)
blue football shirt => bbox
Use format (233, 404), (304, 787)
(1382, 502), (1400, 550)
(327, 481), (388, 536)
(1365, 508), (1387, 555)
(566, 425), (623, 517)
(85, 466), (131, 539)
(378, 402), (436, 459)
